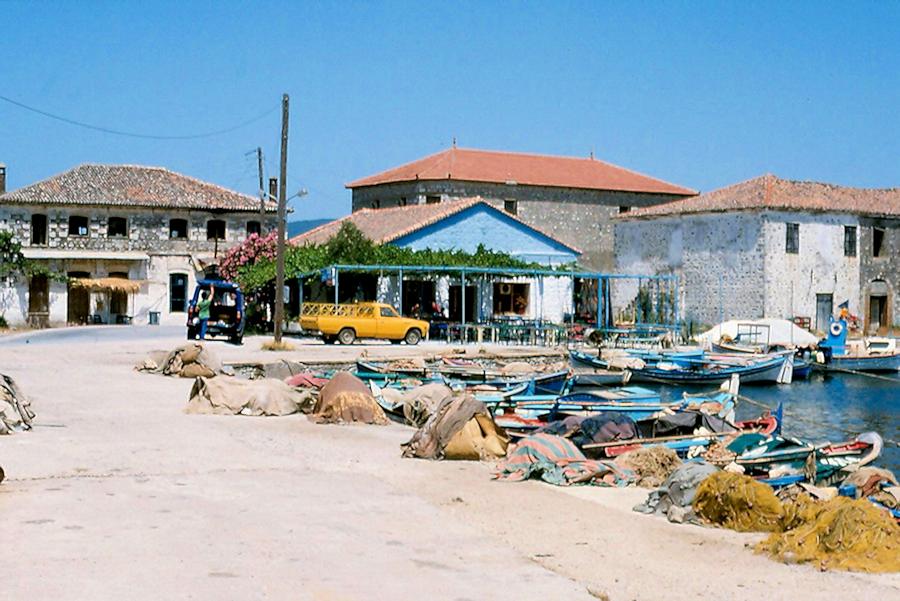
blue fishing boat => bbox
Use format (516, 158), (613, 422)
(816, 319), (900, 373)
(628, 352), (792, 385)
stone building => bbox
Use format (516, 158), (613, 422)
(291, 199), (580, 323)
(614, 174), (900, 333)
(0, 163), (276, 327)
(346, 146), (695, 270)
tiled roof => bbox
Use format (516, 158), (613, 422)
(346, 147), (696, 196)
(0, 163), (274, 212)
(622, 174), (900, 219)
(290, 197), (580, 253)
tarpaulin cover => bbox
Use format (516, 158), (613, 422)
(634, 461), (720, 520)
(0, 373), (34, 435)
(539, 412), (638, 446)
(186, 376), (313, 416)
(402, 394), (508, 460)
(284, 372), (330, 389)
(136, 343), (223, 378)
(382, 383), (454, 427)
(310, 372), (388, 425)
(494, 433), (634, 486)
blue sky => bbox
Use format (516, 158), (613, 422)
(2, 2), (898, 219)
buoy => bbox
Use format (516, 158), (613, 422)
(830, 322), (843, 337)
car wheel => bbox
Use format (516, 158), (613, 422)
(404, 328), (422, 345)
(338, 328), (356, 345)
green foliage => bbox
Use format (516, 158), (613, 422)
(232, 222), (565, 294)
(0, 231), (66, 282)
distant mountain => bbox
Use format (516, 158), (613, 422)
(287, 218), (333, 239)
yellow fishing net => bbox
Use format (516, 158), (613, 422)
(693, 472), (784, 532)
(759, 497), (900, 573)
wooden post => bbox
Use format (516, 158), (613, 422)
(273, 93), (289, 343)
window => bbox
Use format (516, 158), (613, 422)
(169, 218), (188, 239)
(380, 306), (398, 317)
(619, 206), (631, 214)
(371, 199), (381, 209)
(873, 227), (885, 257)
(504, 200), (518, 215)
(169, 274), (188, 312)
(785, 223), (799, 254)
(206, 219), (226, 241)
(493, 282), (530, 315)
(31, 214), (47, 245)
(399, 197), (407, 207)
(68, 215), (89, 237)
(246, 220), (261, 236)
(843, 226), (857, 257)
(107, 216), (128, 237)
(426, 195), (440, 205)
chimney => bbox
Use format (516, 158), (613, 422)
(268, 177), (278, 202)
(0, 164), (6, 196)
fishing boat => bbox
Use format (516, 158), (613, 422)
(816, 319), (900, 373)
(628, 351), (794, 385)
(728, 431), (884, 486)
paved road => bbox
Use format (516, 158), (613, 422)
(0, 324), (185, 346)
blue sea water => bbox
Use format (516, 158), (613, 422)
(657, 372), (900, 475)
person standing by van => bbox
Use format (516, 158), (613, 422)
(197, 285), (214, 340)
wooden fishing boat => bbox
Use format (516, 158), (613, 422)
(355, 359), (428, 378)
(729, 431), (884, 486)
(628, 352), (792, 385)
(817, 352), (900, 373)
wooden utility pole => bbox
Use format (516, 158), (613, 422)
(274, 94), (289, 343)
(256, 147), (265, 224)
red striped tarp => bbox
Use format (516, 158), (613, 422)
(493, 433), (633, 486)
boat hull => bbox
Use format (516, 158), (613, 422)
(816, 352), (900, 373)
(629, 355), (788, 385)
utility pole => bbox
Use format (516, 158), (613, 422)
(274, 94), (289, 343)
(256, 147), (266, 224)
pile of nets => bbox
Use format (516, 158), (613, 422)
(692, 471), (900, 572)
(0, 373), (34, 435)
(310, 372), (388, 425)
(693, 471), (784, 532)
(759, 497), (900, 573)
(136, 343), (223, 378)
(634, 461), (719, 522)
(614, 446), (682, 488)
(402, 393), (508, 460)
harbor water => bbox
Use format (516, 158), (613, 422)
(658, 371), (900, 475)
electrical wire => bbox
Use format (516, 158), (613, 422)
(0, 94), (279, 140)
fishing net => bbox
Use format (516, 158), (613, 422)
(758, 497), (900, 573)
(614, 447), (682, 488)
(693, 472), (783, 532)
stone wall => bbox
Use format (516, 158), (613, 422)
(761, 211), (860, 330)
(351, 181), (689, 270)
(859, 217), (900, 329)
(615, 213), (767, 327)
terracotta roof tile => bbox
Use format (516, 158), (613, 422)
(0, 164), (274, 212)
(290, 197), (580, 253)
(621, 174), (900, 219)
(346, 147), (696, 196)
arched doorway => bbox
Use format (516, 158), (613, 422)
(866, 279), (890, 334)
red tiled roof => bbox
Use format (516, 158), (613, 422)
(0, 164), (274, 212)
(622, 174), (900, 219)
(290, 197), (580, 253)
(346, 147), (696, 196)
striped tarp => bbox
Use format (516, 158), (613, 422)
(494, 433), (633, 486)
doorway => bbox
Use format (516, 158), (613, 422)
(815, 293), (833, 333)
(67, 272), (91, 325)
(402, 280), (435, 318)
(449, 285), (476, 322)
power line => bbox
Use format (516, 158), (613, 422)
(0, 94), (280, 140)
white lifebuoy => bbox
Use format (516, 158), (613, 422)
(830, 322), (843, 337)
(499, 283), (513, 295)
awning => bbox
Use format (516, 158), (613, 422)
(22, 249), (150, 261)
(71, 278), (146, 293)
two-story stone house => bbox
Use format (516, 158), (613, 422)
(346, 146), (696, 270)
(0, 163), (276, 327)
(614, 174), (900, 333)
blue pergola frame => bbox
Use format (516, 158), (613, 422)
(294, 264), (679, 334)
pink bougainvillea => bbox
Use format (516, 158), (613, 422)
(218, 231), (278, 281)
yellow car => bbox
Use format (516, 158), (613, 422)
(299, 302), (429, 345)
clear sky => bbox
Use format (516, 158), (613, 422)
(2, 1), (898, 219)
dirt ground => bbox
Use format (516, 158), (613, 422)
(1, 328), (898, 600)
